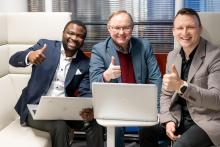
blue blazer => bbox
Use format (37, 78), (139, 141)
(9, 39), (91, 124)
(89, 37), (162, 109)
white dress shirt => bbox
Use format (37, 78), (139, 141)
(46, 45), (77, 96)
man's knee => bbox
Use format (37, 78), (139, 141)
(53, 120), (68, 133)
(173, 139), (190, 147)
(139, 126), (156, 138)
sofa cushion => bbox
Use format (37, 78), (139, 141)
(7, 12), (71, 44)
(0, 119), (51, 147)
(10, 74), (31, 101)
(0, 13), (7, 45)
(0, 75), (17, 130)
(0, 45), (9, 77)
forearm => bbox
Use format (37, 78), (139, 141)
(182, 83), (220, 110)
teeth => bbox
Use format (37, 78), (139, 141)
(181, 37), (190, 40)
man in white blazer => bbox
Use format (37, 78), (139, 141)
(139, 8), (220, 147)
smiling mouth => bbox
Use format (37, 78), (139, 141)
(181, 37), (191, 41)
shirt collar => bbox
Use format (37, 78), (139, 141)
(179, 46), (197, 61)
(112, 40), (132, 54)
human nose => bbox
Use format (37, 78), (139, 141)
(118, 28), (125, 34)
(183, 27), (189, 34)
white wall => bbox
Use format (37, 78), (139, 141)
(0, 0), (27, 12)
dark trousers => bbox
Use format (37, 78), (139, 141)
(139, 121), (213, 147)
(27, 114), (104, 147)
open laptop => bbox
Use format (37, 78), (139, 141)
(27, 96), (93, 120)
(92, 82), (158, 122)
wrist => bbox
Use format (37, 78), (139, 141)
(178, 81), (188, 94)
(103, 71), (110, 82)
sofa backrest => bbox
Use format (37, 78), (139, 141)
(0, 12), (72, 130)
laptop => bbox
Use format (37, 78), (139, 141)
(27, 96), (93, 120)
(92, 82), (158, 122)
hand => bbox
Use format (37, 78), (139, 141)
(103, 56), (121, 82)
(165, 121), (180, 141)
(163, 64), (184, 91)
(80, 108), (94, 121)
(28, 44), (48, 65)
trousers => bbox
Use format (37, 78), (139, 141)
(139, 120), (213, 147)
(26, 113), (104, 147)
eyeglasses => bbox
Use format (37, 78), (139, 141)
(109, 25), (133, 33)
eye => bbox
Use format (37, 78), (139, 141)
(176, 27), (183, 30)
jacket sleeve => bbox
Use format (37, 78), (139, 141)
(144, 45), (162, 111)
(9, 39), (45, 67)
(78, 67), (92, 97)
(182, 47), (220, 111)
(89, 44), (108, 83)
(159, 52), (178, 124)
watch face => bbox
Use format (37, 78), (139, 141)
(180, 85), (187, 93)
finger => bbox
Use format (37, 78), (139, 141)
(110, 56), (115, 65)
(171, 64), (179, 77)
(39, 44), (48, 53)
(167, 131), (177, 141)
(112, 65), (121, 70)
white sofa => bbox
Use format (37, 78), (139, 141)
(0, 12), (71, 147)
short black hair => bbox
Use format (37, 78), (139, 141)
(174, 8), (202, 27)
(63, 20), (87, 39)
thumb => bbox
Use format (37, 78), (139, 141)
(171, 64), (179, 76)
(110, 56), (115, 65)
(39, 44), (48, 53)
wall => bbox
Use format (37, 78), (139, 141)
(0, 0), (27, 12)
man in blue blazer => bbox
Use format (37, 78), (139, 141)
(89, 10), (162, 147)
(9, 20), (104, 147)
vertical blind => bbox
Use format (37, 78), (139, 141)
(27, 0), (45, 12)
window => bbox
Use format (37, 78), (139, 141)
(28, 0), (45, 12)
(28, 0), (174, 53)
(185, 0), (220, 12)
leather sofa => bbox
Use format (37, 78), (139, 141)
(0, 12), (71, 147)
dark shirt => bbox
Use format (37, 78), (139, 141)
(177, 47), (197, 125)
(117, 51), (136, 83)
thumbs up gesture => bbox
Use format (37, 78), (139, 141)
(28, 44), (48, 65)
(103, 56), (121, 82)
(163, 64), (184, 91)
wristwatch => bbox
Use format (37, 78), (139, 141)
(178, 81), (188, 94)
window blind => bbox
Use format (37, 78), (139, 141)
(28, 0), (45, 12)
(28, 0), (175, 53)
(185, 0), (220, 12)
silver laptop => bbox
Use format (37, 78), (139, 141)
(27, 96), (93, 120)
(92, 82), (158, 122)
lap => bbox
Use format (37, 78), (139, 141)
(139, 124), (169, 141)
(173, 124), (213, 147)
(26, 113), (84, 132)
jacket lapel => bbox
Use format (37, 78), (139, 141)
(106, 38), (122, 82)
(187, 38), (206, 82)
(64, 51), (82, 87)
(130, 41), (142, 83)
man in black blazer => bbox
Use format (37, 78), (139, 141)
(9, 20), (104, 147)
